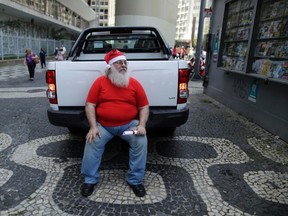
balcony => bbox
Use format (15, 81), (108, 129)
(2, 0), (96, 32)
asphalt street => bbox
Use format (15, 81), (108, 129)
(0, 61), (288, 216)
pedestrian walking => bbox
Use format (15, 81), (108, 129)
(23, 48), (38, 81)
(180, 46), (186, 59)
(39, 48), (46, 68)
(60, 44), (66, 56)
(56, 48), (64, 61)
(172, 45), (177, 59)
(54, 47), (58, 56)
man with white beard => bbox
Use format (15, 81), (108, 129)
(81, 49), (149, 198)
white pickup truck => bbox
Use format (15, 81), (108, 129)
(46, 26), (190, 134)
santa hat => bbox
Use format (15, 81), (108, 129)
(105, 49), (126, 68)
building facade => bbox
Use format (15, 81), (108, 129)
(114, 0), (178, 47)
(175, 0), (212, 47)
(0, 0), (96, 39)
(87, 0), (115, 27)
(205, 0), (288, 142)
(1, 0), (213, 59)
(0, 0), (97, 59)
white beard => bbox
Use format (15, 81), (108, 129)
(107, 65), (130, 87)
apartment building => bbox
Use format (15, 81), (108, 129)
(87, 0), (211, 48)
(175, 0), (212, 47)
(86, 0), (115, 27)
(0, 0), (210, 52)
(0, 0), (96, 39)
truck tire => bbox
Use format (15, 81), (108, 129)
(163, 127), (176, 135)
(152, 127), (176, 136)
(68, 127), (86, 134)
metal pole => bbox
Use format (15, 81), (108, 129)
(1, 30), (3, 60)
(191, 17), (196, 48)
(54, 39), (56, 55)
(17, 32), (19, 59)
(194, 0), (206, 79)
(95, 0), (100, 27)
(47, 39), (49, 56)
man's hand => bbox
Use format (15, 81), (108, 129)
(136, 124), (146, 135)
(86, 126), (101, 143)
(85, 102), (99, 143)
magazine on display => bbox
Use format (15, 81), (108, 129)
(252, 59), (288, 79)
(219, 0), (288, 81)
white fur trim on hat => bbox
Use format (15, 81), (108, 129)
(108, 55), (126, 65)
(106, 64), (111, 69)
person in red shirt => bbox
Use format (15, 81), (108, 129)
(180, 46), (186, 59)
(81, 49), (149, 198)
(172, 45), (177, 59)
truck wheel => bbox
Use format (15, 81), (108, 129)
(163, 127), (176, 135)
(153, 127), (176, 136)
(68, 127), (86, 134)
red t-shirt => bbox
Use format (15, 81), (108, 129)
(86, 76), (149, 126)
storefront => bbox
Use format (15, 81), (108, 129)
(205, 0), (288, 142)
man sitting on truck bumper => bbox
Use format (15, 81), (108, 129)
(81, 49), (149, 198)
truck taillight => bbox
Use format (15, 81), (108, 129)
(178, 68), (190, 104)
(46, 70), (57, 104)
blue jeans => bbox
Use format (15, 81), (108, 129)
(81, 120), (147, 185)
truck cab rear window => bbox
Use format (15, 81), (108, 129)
(83, 35), (160, 53)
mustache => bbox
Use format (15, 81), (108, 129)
(118, 68), (127, 73)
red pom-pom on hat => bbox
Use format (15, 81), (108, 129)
(105, 49), (126, 67)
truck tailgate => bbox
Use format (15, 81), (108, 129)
(55, 61), (179, 107)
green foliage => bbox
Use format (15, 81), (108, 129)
(0, 20), (22, 29)
(3, 54), (18, 60)
(51, 27), (78, 40)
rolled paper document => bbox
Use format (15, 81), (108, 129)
(122, 130), (138, 135)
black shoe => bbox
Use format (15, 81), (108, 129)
(81, 183), (96, 197)
(128, 183), (146, 197)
